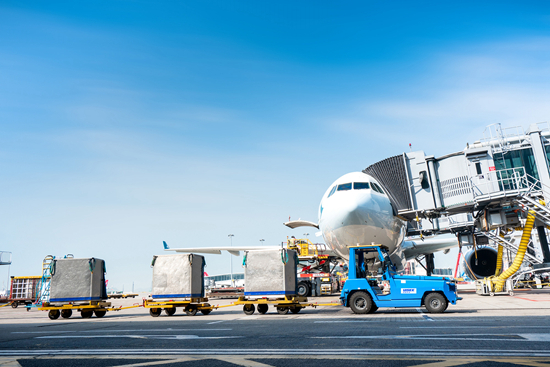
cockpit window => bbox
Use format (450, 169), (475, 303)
(337, 183), (352, 191)
(353, 182), (370, 190)
(327, 186), (337, 198)
(371, 182), (385, 194)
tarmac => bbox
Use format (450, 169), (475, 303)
(1, 287), (550, 366)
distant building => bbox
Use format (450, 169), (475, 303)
(205, 273), (244, 288)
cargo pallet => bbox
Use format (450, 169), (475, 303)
(143, 298), (215, 317)
(233, 296), (313, 315)
(38, 301), (141, 320)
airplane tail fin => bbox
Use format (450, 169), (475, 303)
(163, 241), (170, 250)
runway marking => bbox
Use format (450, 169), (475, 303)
(519, 334), (550, 342)
(207, 320), (225, 325)
(422, 315), (434, 321)
(36, 335), (243, 340)
(110, 357), (199, 367)
(215, 356), (275, 367)
(12, 328), (232, 334)
(513, 296), (550, 302)
(311, 333), (542, 341)
(2, 348), (550, 357)
(401, 326), (550, 329)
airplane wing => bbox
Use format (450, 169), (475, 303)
(284, 220), (319, 229)
(162, 241), (280, 256)
(401, 235), (458, 259)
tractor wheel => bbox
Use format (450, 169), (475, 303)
(257, 304), (268, 314)
(424, 293), (447, 314)
(367, 304), (378, 314)
(349, 291), (372, 314)
(297, 282), (310, 297)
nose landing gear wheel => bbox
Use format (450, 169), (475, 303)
(61, 309), (72, 319)
(149, 308), (162, 317)
(185, 305), (198, 316)
(164, 308), (176, 316)
(243, 304), (255, 315)
(48, 310), (60, 320)
(276, 307), (289, 315)
(257, 304), (268, 314)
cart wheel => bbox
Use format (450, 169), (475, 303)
(81, 310), (93, 319)
(61, 309), (72, 319)
(349, 291), (372, 314)
(424, 292), (447, 314)
(367, 304), (379, 314)
(48, 310), (60, 320)
(257, 304), (268, 314)
(243, 304), (255, 315)
(94, 310), (106, 318)
(164, 308), (176, 316)
(185, 305), (198, 316)
(490, 292), (495, 297)
(149, 308), (162, 317)
(290, 307), (301, 314)
(509, 291), (514, 296)
(200, 309), (212, 315)
(276, 307), (289, 315)
(11, 302), (18, 309)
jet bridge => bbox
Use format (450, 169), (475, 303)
(365, 122), (550, 267)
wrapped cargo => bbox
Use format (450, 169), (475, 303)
(151, 254), (205, 299)
(244, 248), (297, 297)
(49, 258), (107, 303)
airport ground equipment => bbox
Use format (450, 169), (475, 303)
(243, 248), (297, 297)
(233, 295), (311, 315)
(38, 301), (141, 319)
(151, 253), (205, 299)
(340, 245), (460, 314)
(9, 276), (41, 308)
(143, 298), (216, 317)
(49, 258), (107, 303)
(476, 278), (514, 296)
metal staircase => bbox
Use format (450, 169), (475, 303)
(35, 255), (54, 305)
(478, 231), (542, 264)
(515, 194), (550, 227)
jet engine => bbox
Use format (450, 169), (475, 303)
(462, 247), (497, 279)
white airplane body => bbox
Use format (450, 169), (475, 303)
(164, 171), (456, 269)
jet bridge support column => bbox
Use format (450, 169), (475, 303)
(527, 124), (550, 202)
(536, 226), (550, 263)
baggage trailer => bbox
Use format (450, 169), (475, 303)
(38, 301), (141, 320)
(143, 298), (214, 317)
(9, 276), (41, 308)
(340, 245), (461, 314)
(232, 295), (311, 315)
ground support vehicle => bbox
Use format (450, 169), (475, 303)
(9, 276), (41, 309)
(232, 296), (313, 315)
(143, 298), (215, 317)
(476, 278), (515, 296)
(38, 301), (141, 320)
(340, 245), (461, 314)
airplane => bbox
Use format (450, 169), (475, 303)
(162, 171), (457, 274)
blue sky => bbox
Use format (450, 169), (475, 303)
(1, 1), (550, 291)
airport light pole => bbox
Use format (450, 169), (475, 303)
(260, 239), (265, 246)
(228, 234), (234, 287)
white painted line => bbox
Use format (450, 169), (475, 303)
(207, 321), (225, 325)
(518, 334), (550, 342)
(13, 329), (232, 334)
(1, 348), (550, 357)
(422, 315), (434, 321)
(36, 335), (243, 340)
(401, 326), (550, 329)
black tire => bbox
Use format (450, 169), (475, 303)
(424, 292), (447, 313)
(257, 304), (268, 314)
(367, 304), (378, 314)
(243, 304), (255, 315)
(48, 310), (60, 320)
(290, 307), (301, 314)
(164, 308), (176, 316)
(94, 310), (106, 318)
(149, 308), (162, 317)
(297, 282), (310, 297)
(81, 310), (93, 319)
(185, 305), (198, 316)
(349, 291), (372, 314)
(61, 309), (72, 319)
(200, 309), (212, 315)
(11, 302), (18, 309)
(276, 307), (289, 315)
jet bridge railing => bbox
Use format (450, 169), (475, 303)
(469, 168), (535, 202)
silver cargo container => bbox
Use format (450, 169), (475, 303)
(151, 254), (205, 299)
(244, 248), (297, 297)
(49, 258), (107, 303)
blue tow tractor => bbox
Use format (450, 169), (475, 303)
(340, 245), (461, 314)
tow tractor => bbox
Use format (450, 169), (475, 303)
(340, 245), (460, 314)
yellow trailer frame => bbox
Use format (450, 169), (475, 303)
(38, 301), (142, 320)
(232, 296), (310, 315)
(143, 298), (215, 317)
